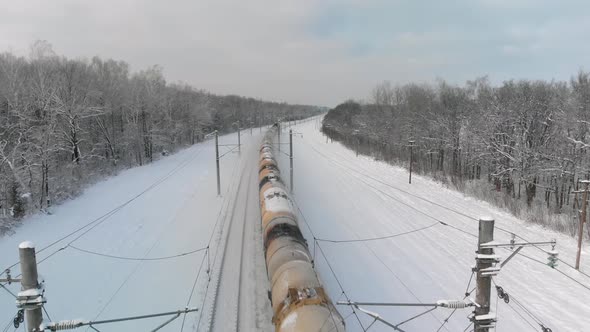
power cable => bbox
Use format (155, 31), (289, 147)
(68, 244), (208, 261)
(311, 131), (470, 332)
(312, 135), (590, 284)
(218, 145), (240, 158)
(306, 140), (481, 222)
(492, 279), (553, 331)
(462, 322), (473, 332)
(180, 249), (208, 332)
(436, 272), (476, 332)
(290, 163), (449, 331)
(305, 137), (590, 297)
(42, 306), (53, 323)
(85, 144), (213, 329)
(315, 241), (367, 331)
(505, 232), (590, 281)
(2, 143), (207, 274)
(2, 318), (11, 332)
(305, 142), (478, 239)
(516, 251), (590, 292)
(2, 134), (245, 331)
(1, 145), (209, 329)
(315, 222), (439, 244)
(288, 189), (366, 331)
(0, 283), (17, 299)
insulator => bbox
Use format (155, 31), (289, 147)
(438, 300), (469, 309)
(547, 250), (559, 269)
(49, 320), (85, 330)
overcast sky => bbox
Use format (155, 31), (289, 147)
(1, 0), (589, 106)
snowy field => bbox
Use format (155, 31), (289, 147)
(2, 117), (589, 332)
(276, 117), (590, 332)
(0, 129), (270, 332)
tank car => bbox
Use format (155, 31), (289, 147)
(258, 127), (345, 332)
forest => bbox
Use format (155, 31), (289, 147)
(322, 75), (590, 236)
(0, 41), (321, 227)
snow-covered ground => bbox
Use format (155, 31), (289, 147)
(0, 128), (272, 332)
(275, 117), (590, 332)
(2, 117), (589, 332)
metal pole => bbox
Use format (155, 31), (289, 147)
(409, 140), (415, 184)
(19, 242), (43, 332)
(575, 181), (589, 270)
(290, 129), (293, 193)
(215, 131), (220, 196)
(237, 121), (241, 153)
(474, 217), (495, 331)
(278, 122), (281, 152)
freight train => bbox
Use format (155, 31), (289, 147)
(258, 125), (346, 332)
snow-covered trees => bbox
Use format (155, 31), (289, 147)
(0, 43), (320, 220)
(323, 75), (590, 234)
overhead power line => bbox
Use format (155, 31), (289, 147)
(307, 141), (480, 221)
(290, 166), (452, 330)
(2, 144), (207, 275)
(515, 252), (590, 292)
(315, 222), (439, 244)
(305, 142), (478, 239)
(491, 279), (553, 332)
(181, 249), (209, 332)
(305, 138), (590, 294)
(68, 244), (208, 261)
(290, 196), (367, 331)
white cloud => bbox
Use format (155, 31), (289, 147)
(0, 0), (589, 106)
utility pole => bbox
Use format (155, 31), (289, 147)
(215, 131), (220, 196)
(575, 180), (589, 270)
(473, 217), (496, 332)
(409, 140), (415, 184)
(18, 242), (44, 332)
(237, 121), (241, 153)
(278, 122), (281, 152)
(289, 129), (294, 193)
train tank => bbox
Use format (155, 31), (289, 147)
(258, 124), (345, 332)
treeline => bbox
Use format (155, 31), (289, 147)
(0, 41), (321, 223)
(322, 75), (590, 236)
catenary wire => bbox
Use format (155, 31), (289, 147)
(68, 244), (208, 261)
(289, 142), (450, 331)
(315, 222), (440, 244)
(2, 143), (207, 274)
(305, 137), (590, 295)
(311, 134), (590, 283)
(180, 250), (208, 332)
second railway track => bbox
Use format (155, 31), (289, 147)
(206, 137), (272, 332)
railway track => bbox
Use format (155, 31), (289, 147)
(206, 138), (272, 332)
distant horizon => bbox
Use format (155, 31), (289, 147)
(6, 42), (590, 110)
(2, 1), (589, 106)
